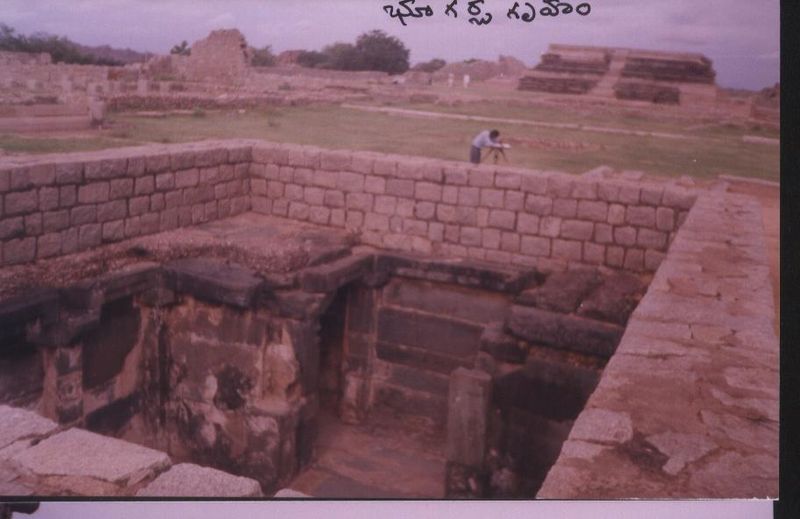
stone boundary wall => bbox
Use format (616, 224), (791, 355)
(537, 191), (778, 498)
(0, 405), (263, 497)
(1, 140), (697, 273)
(0, 142), (252, 267)
(248, 142), (697, 273)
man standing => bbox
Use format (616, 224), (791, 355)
(470, 129), (502, 164)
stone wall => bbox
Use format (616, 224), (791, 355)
(248, 142), (696, 273)
(185, 29), (250, 85)
(1, 140), (697, 273)
(0, 141), (252, 267)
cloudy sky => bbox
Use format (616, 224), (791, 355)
(0, 0), (780, 89)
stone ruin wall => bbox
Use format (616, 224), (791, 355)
(0, 141), (697, 272)
(0, 141), (778, 498)
(183, 29), (251, 86)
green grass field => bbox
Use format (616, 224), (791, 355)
(0, 102), (779, 182)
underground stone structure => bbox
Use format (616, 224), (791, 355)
(0, 140), (778, 498)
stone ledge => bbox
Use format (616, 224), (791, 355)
(136, 463), (263, 497)
(537, 191), (778, 499)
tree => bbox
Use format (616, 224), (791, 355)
(170, 40), (190, 56)
(250, 45), (275, 67)
(354, 30), (409, 75)
(412, 58), (447, 73)
(321, 42), (360, 70)
(296, 50), (328, 68)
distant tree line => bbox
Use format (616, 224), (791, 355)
(0, 23), (123, 65)
(296, 30), (411, 75)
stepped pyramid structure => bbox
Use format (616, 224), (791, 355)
(519, 44), (718, 106)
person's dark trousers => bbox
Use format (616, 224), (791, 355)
(470, 146), (481, 164)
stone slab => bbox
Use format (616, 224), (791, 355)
(165, 257), (262, 308)
(11, 427), (171, 493)
(136, 463), (262, 497)
(0, 406), (59, 450)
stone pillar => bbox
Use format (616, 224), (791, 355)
(445, 367), (492, 498)
(41, 344), (83, 426)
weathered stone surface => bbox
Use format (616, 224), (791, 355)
(0, 406), (58, 450)
(479, 322), (526, 363)
(136, 463), (263, 497)
(377, 307), (482, 359)
(570, 408), (633, 444)
(165, 258), (262, 308)
(577, 272), (647, 325)
(507, 305), (624, 358)
(11, 428), (171, 494)
(299, 253), (371, 293)
(446, 368), (491, 467)
(517, 269), (602, 314)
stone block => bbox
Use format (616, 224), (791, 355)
(482, 228), (501, 249)
(521, 174), (548, 195)
(386, 179), (414, 197)
(288, 201), (310, 221)
(597, 182), (621, 202)
(606, 246), (625, 268)
(108, 178), (134, 200)
(372, 156), (396, 177)
(446, 368), (492, 466)
(284, 184), (303, 201)
(97, 200), (127, 222)
(626, 205), (657, 228)
(345, 193), (373, 212)
(175, 168), (199, 188)
(166, 257), (262, 308)
(553, 198), (577, 218)
(303, 186), (325, 206)
(126, 156), (145, 177)
(507, 305), (624, 357)
(70, 205), (96, 226)
(494, 171), (522, 190)
(429, 222), (445, 242)
(547, 176), (574, 197)
(662, 188), (696, 210)
(618, 184), (640, 205)
(145, 153), (171, 174)
(2, 237), (36, 265)
(320, 150), (351, 171)
(460, 226), (482, 247)
(577, 200), (608, 222)
(37, 233), (62, 259)
(442, 185), (459, 204)
(251, 178), (267, 196)
(517, 269), (601, 313)
(572, 180), (597, 200)
(11, 427), (170, 495)
(0, 405), (58, 450)
(614, 226), (637, 246)
(552, 239), (582, 261)
(364, 212), (389, 232)
(644, 249), (666, 271)
(480, 188), (504, 208)
(39, 186), (60, 211)
(577, 272), (646, 325)
(299, 253), (371, 293)
(24, 213), (42, 236)
(364, 176), (386, 194)
(656, 207), (676, 231)
(500, 233), (521, 253)
(525, 194), (552, 216)
(624, 248), (645, 271)
(59, 186), (77, 208)
(4, 190), (38, 215)
(85, 158), (126, 181)
(323, 190), (345, 208)
(403, 219), (428, 237)
(337, 171), (365, 193)
(293, 167), (312, 186)
(537, 209), (569, 238)
(469, 169), (494, 188)
(640, 185), (664, 206)
(0, 216), (23, 240)
(137, 463), (263, 497)
(55, 162), (84, 185)
(415, 182), (442, 202)
(520, 236), (549, 257)
(637, 228), (668, 250)
(444, 167), (468, 185)
(170, 150), (196, 170)
(488, 210), (515, 230)
(102, 220), (125, 242)
(607, 204), (626, 225)
(505, 191), (525, 211)
(378, 307), (483, 358)
(480, 322), (526, 363)
(517, 213), (539, 234)
(352, 154), (377, 175)
(413, 200), (434, 219)
(133, 176), (154, 196)
(128, 196), (149, 216)
(560, 220), (594, 240)
(42, 210), (70, 233)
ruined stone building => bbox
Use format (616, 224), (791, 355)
(0, 140), (778, 498)
(519, 44), (719, 106)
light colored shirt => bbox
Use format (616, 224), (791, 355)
(472, 130), (499, 149)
